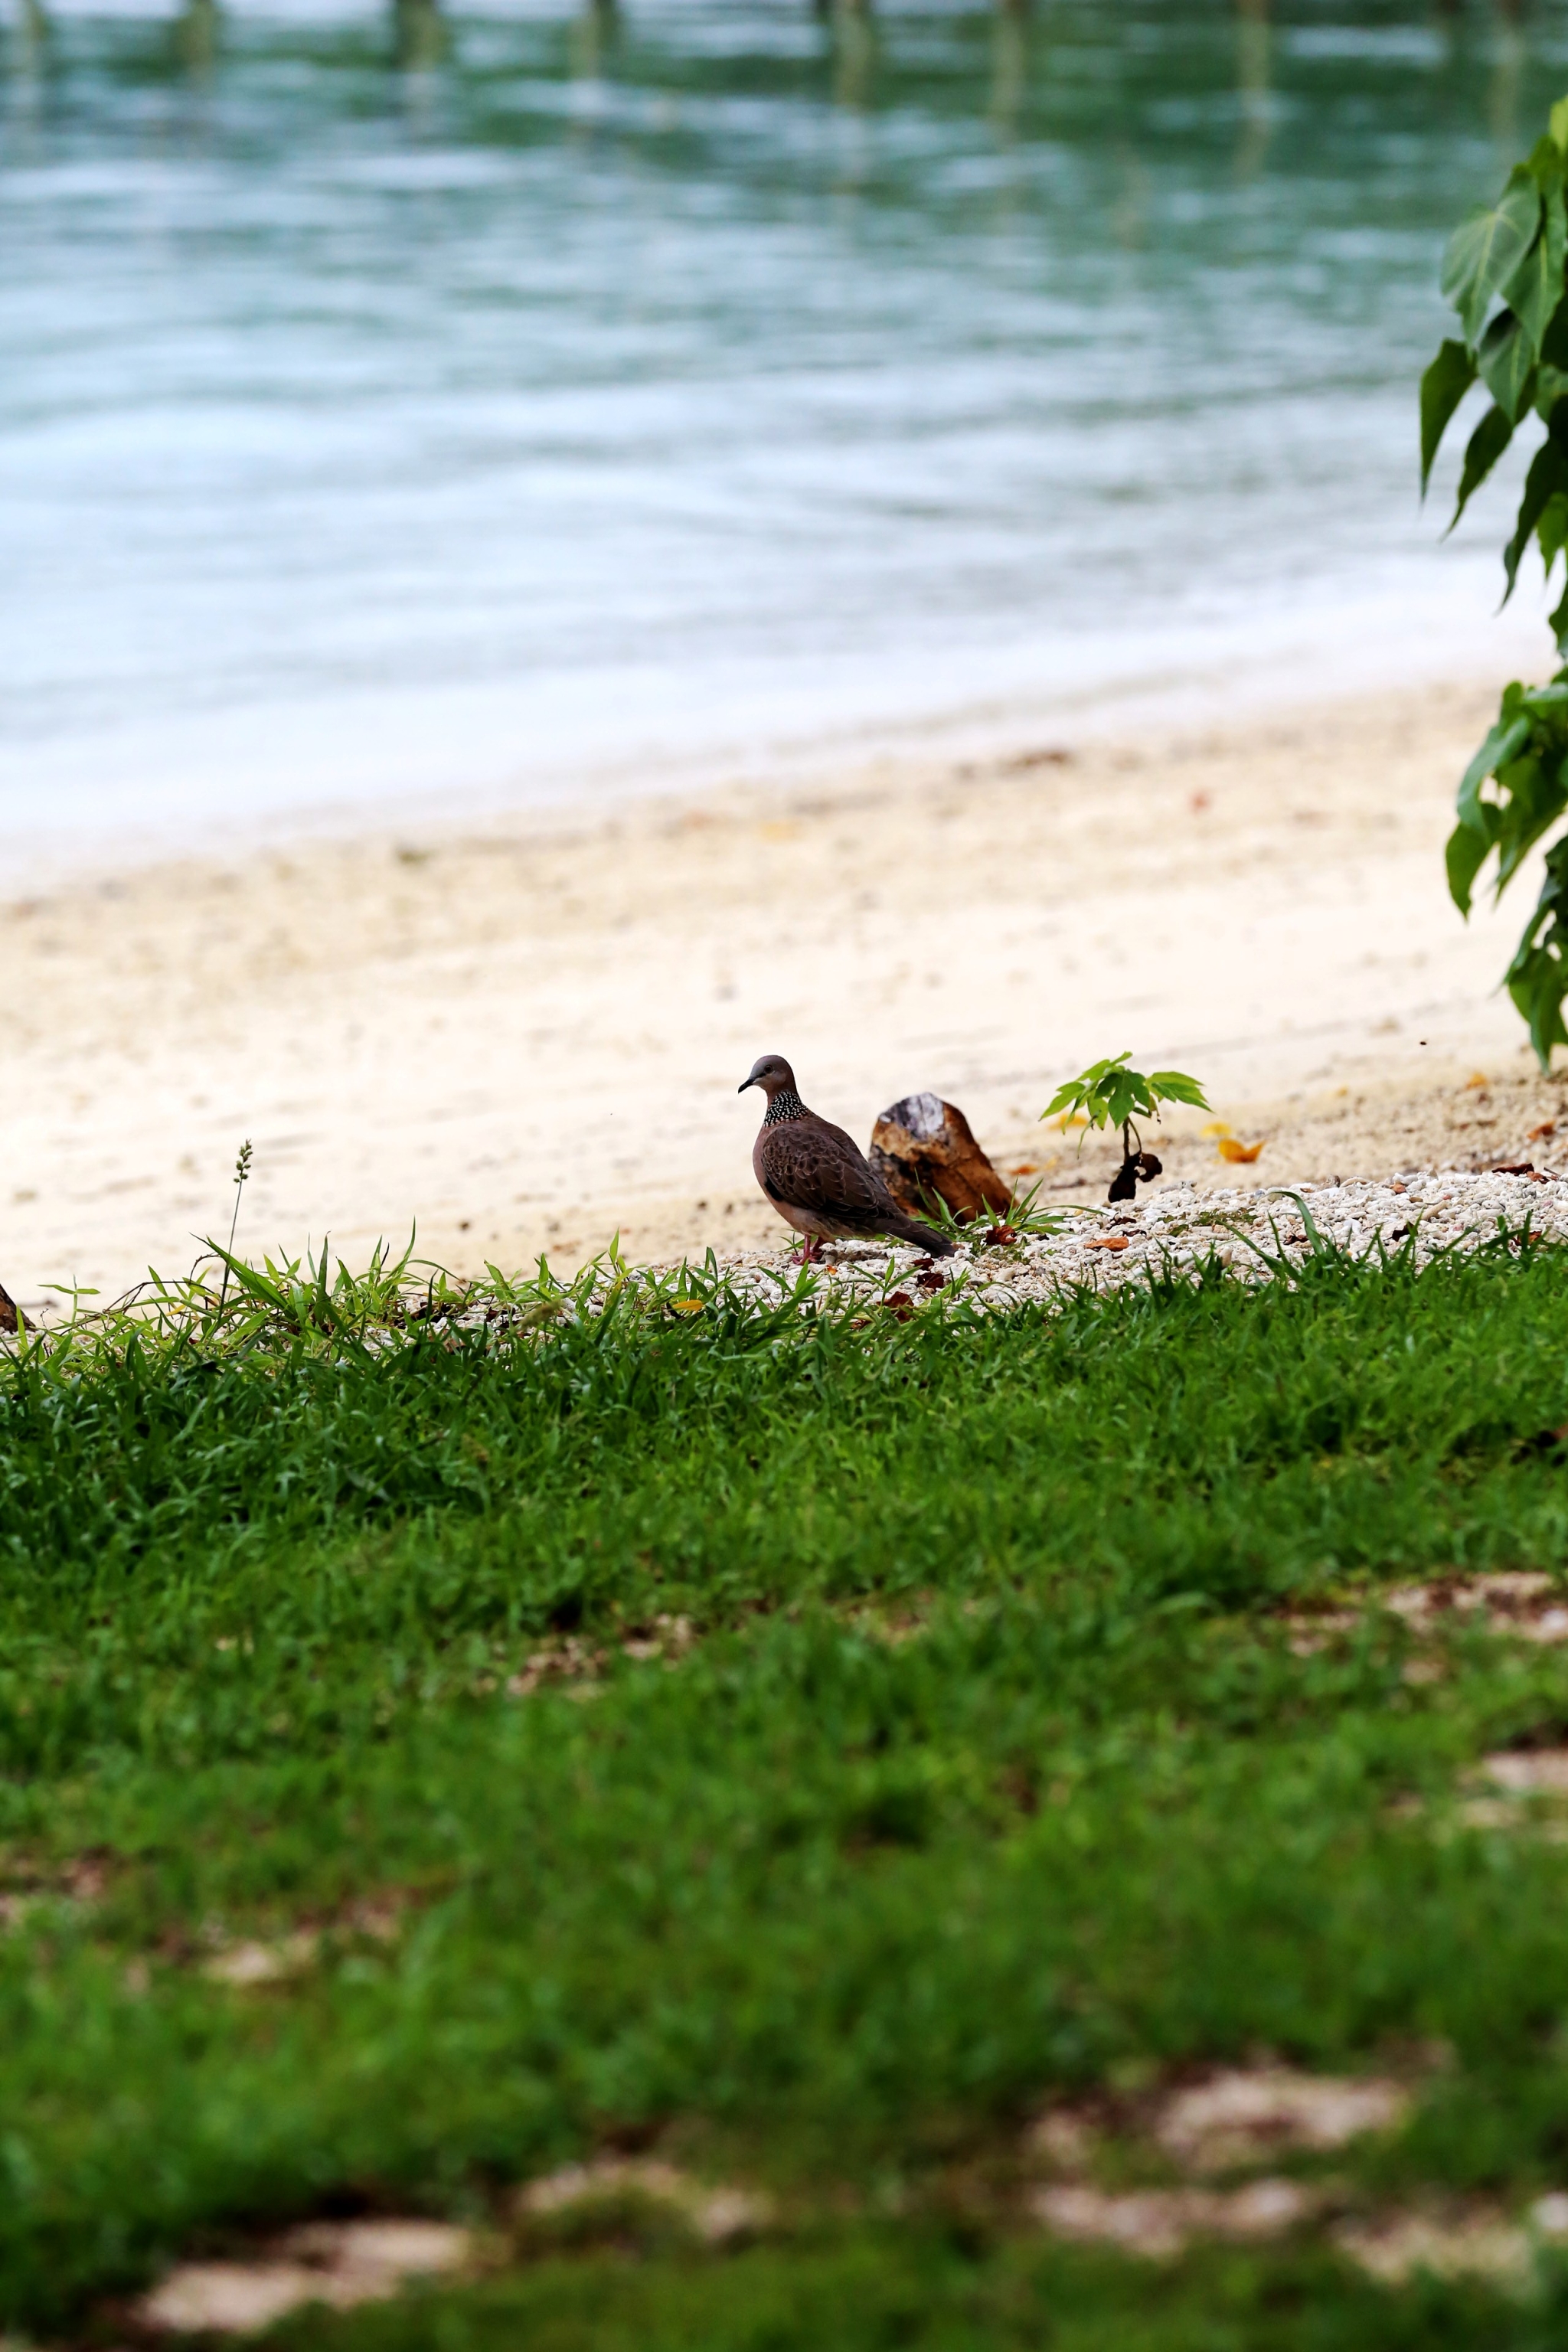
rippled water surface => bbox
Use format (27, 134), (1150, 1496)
(5, 0), (1568, 839)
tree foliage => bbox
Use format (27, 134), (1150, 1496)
(1426, 98), (1568, 1063)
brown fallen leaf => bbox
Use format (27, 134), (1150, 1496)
(1084, 1236), (1130, 1253)
(1217, 1138), (1265, 1164)
(1530, 1120), (1557, 1142)
(885, 1292), (915, 1321)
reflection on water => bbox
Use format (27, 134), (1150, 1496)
(3, 0), (1568, 838)
(1234, 0), (1270, 178)
(171, 0), (220, 74)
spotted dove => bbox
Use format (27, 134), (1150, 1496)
(738, 1054), (955, 1260)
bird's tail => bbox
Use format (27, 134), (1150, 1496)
(884, 1214), (956, 1259)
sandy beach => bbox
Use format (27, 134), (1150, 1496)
(2, 670), (1564, 1317)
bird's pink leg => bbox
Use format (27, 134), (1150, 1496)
(793, 1233), (823, 1265)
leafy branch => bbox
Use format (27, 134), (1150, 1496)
(1424, 96), (1568, 1063)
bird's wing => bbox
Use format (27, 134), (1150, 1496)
(757, 1116), (891, 1227)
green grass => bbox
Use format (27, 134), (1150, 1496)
(260, 2236), (1563, 2352)
(8, 1240), (1568, 2344)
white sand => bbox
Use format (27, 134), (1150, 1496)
(1, 673), (1561, 1315)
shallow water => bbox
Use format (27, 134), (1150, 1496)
(3, 0), (1566, 847)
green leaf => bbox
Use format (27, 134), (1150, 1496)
(201, 1242), (295, 1321)
(1449, 403), (1515, 531)
(1419, 339), (1477, 492)
(1526, 131), (1568, 191)
(1478, 310), (1536, 423)
(1446, 818), (1494, 916)
(1096, 1070), (1152, 1130)
(1494, 750), (1568, 894)
(1551, 93), (1568, 155)
(1147, 1070), (1210, 1111)
(1505, 860), (1568, 1063)
(1442, 175), (1541, 344)
(1504, 436), (1568, 599)
(1457, 713), (1531, 834)
(1507, 953), (1568, 1064)
(1043, 1051), (1130, 1130)
(1504, 185), (1568, 358)
(1539, 490), (1568, 574)
(1544, 300), (1568, 372)
(1535, 361), (1568, 420)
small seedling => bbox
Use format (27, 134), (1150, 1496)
(1042, 1054), (1209, 1202)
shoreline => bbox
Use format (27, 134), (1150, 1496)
(2, 592), (1553, 896)
(2, 668), (1564, 1315)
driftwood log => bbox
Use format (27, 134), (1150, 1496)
(869, 1092), (1012, 1225)
(0, 1280), (24, 1338)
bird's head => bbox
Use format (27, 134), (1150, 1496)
(738, 1053), (798, 1099)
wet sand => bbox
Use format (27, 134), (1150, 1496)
(1, 672), (1562, 1315)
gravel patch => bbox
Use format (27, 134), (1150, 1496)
(1031, 2177), (1315, 2258)
(516, 2158), (770, 2245)
(1152, 2068), (1409, 2175)
(718, 1168), (1568, 1315)
(136, 2220), (470, 2334)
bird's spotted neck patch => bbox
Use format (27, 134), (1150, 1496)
(764, 1087), (805, 1126)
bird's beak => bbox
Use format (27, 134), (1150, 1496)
(737, 1075), (756, 1094)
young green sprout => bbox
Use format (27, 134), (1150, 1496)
(1042, 1054), (1209, 1202)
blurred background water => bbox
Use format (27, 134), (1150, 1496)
(4, 0), (1568, 847)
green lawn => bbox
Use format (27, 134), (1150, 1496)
(7, 1242), (1568, 2344)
